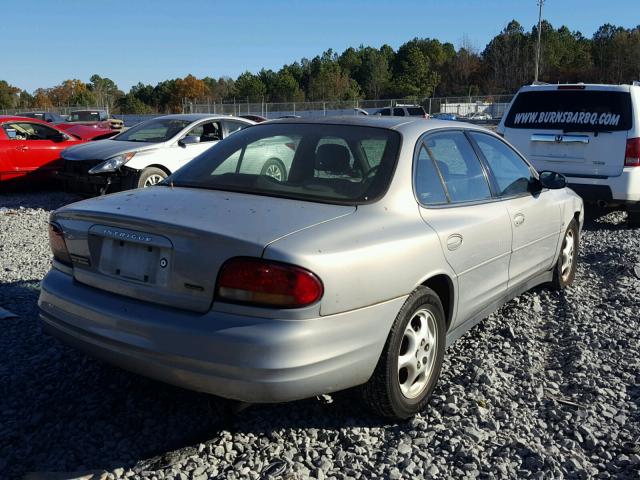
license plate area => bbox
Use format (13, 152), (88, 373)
(88, 225), (173, 286)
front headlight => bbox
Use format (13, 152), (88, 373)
(88, 152), (136, 174)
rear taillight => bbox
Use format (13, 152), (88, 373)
(48, 222), (71, 266)
(216, 257), (323, 308)
(285, 142), (296, 151)
(625, 137), (640, 167)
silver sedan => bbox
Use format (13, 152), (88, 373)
(39, 117), (583, 419)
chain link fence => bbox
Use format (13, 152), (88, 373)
(1, 95), (514, 126)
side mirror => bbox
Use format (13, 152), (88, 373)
(52, 132), (67, 142)
(178, 135), (200, 147)
(538, 170), (567, 189)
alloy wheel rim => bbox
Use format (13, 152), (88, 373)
(144, 174), (165, 187)
(398, 308), (438, 399)
(265, 164), (283, 181)
(560, 229), (575, 282)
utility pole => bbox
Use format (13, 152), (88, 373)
(534, 0), (545, 83)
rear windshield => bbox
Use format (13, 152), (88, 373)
(504, 90), (632, 131)
(167, 123), (401, 204)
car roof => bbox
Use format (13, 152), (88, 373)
(265, 115), (488, 135)
(0, 115), (50, 124)
(153, 113), (252, 122)
(518, 83), (633, 92)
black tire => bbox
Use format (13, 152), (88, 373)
(260, 158), (287, 182)
(627, 207), (640, 227)
(136, 167), (168, 189)
(361, 286), (446, 419)
(551, 219), (579, 289)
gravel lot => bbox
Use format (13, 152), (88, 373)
(1, 190), (639, 480)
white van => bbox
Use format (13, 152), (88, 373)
(498, 83), (640, 224)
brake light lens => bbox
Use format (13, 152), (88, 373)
(216, 258), (323, 308)
(48, 222), (71, 266)
(625, 137), (640, 167)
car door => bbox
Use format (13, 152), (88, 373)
(415, 130), (512, 327)
(177, 120), (222, 168)
(0, 121), (72, 176)
(468, 131), (563, 288)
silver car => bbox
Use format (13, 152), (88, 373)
(39, 117), (583, 419)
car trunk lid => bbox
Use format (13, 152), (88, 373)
(53, 187), (355, 313)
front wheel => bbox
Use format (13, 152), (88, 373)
(551, 219), (579, 289)
(361, 286), (445, 419)
(260, 158), (287, 182)
(136, 167), (168, 189)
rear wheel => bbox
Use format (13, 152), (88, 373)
(361, 286), (445, 419)
(136, 167), (168, 189)
(552, 219), (579, 289)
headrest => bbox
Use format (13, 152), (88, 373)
(316, 143), (352, 175)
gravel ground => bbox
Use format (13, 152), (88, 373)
(1, 190), (639, 480)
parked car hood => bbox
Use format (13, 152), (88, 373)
(63, 125), (119, 141)
(61, 139), (162, 161)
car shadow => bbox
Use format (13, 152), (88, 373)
(0, 187), (80, 210)
(1, 280), (396, 479)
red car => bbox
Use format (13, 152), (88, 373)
(60, 110), (124, 131)
(0, 116), (117, 186)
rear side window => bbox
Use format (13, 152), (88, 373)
(504, 89), (632, 132)
(393, 108), (405, 116)
(414, 145), (448, 205)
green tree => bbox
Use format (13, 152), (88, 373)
(0, 80), (21, 109)
(233, 71), (266, 101)
(116, 93), (153, 113)
(392, 44), (439, 98)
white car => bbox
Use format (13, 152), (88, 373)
(498, 83), (640, 224)
(58, 114), (254, 195)
(466, 112), (493, 121)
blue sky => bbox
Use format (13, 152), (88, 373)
(2, 0), (638, 92)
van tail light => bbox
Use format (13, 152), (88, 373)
(285, 142), (296, 151)
(48, 222), (71, 266)
(625, 137), (640, 167)
(216, 257), (323, 308)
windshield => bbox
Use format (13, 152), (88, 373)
(504, 89), (632, 132)
(67, 111), (101, 122)
(167, 123), (401, 204)
(114, 118), (191, 143)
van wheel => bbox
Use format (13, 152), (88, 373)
(552, 219), (579, 289)
(360, 286), (445, 419)
(137, 167), (168, 188)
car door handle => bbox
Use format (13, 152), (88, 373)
(16, 145), (29, 151)
(447, 234), (463, 251)
(514, 213), (525, 226)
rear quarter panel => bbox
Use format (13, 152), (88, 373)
(263, 203), (455, 317)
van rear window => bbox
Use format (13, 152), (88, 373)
(504, 90), (632, 132)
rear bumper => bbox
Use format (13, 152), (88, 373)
(567, 167), (640, 205)
(38, 269), (404, 403)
